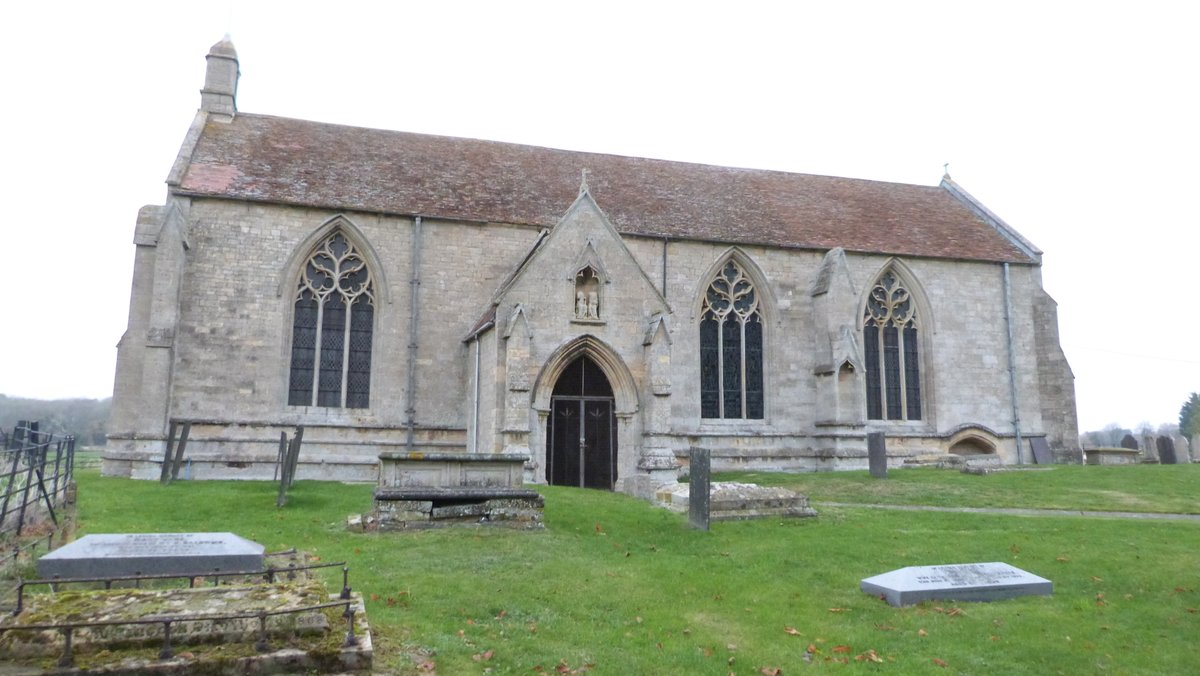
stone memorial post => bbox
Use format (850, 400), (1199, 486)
(1119, 434), (1138, 450)
(688, 447), (711, 531)
(867, 432), (887, 479)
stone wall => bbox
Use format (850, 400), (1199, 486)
(106, 190), (1079, 483)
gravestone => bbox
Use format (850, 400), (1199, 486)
(861, 562), (1052, 607)
(688, 447), (711, 531)
(1119, 434), (1138, 450)
(1029, 437), (1053, 465)
(1173, 436), (1191, 464)
(37, 532), (265, 579)
(867, 432), (887, 478)
(1157, 435), (1177, 464)
(1141, 433), (1159, 462)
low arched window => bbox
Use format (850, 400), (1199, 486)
(288, 232), (374, 408)
(700, 260), (764, 419)
(863, 270), (921, 420)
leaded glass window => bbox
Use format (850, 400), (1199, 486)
(288, 232), (374, 408)
(863, 271), (921, 420)
(700, 260), (764, 419)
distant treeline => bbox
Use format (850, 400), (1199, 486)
(0, 394), (110, 446)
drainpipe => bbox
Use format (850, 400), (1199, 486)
(405, 216), (423, 453)
(661, 237), (668, 297)
(472, 335), (481, 454)
(1002, 263), (1023, 463)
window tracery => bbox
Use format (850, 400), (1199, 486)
(288, 232), (374, 408)
(700, 260), (764, 419)
(863, 271), (922, 420)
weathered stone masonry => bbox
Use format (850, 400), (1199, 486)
(104, 38), (1079, 492)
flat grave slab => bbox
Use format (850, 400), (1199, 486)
(37, 532), (265, 579)
(861, 562), (1052, 607)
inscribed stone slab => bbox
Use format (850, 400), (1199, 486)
(1029, 437), (1052, 465)
(37, 532), (265, 579)
(861, 562), (1052, 607)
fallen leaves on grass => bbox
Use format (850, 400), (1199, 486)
(1056, 556), (1070, 563)
(918, 629), (928, 637)
(832, 645), (852, 654)
(759, 667), (782, 675)
(472, 649), (494, 662)
(932, 657), (949, 667)
(828, 607), (849, 613)
(784, 626), (802, 636)
(416, 659), (436, 672)
(554, 659), (593, 674)
(856, 649), (883, 663)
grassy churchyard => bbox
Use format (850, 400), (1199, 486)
(66, 465), (1200, 674)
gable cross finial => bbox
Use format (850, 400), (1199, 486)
(579, 168), (590, 197)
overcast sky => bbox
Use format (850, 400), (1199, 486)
(2, 1), (1197, 433)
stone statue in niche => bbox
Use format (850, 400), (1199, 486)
(574, 266), (601, 319)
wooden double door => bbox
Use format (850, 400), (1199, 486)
(547, 356), (617, 489)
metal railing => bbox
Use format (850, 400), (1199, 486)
(2, 562), (358, 668)
(11, 560), (351, 616)
(1, 422), (75, 540)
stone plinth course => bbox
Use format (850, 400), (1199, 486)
(37, 532), (265, 579)
(862, 562), (1052, 607)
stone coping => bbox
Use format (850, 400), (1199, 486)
(377, 451), (530, 462)
(373, 487), (543, 501)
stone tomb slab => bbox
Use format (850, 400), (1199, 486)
(861, 562), (1052, 607)
(37, 532), (265, 579)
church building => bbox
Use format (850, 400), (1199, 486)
(103, 39), (1079, 494)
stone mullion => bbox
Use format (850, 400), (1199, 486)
(716, 312), (725, 419)
(896, 321), (908, 420)
(311, 297), (325, 407)
(339, 292), (352, 408)
(734, 316), (744, 417)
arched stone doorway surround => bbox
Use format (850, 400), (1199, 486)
(530, 335), (641, 491)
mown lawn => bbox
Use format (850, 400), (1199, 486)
(67, 466), (1200, 674)
(718, 464), (1200, 514)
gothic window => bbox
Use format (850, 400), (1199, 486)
(700, 260), (764, 419)
(288, 232), (374, 408)
(574, 266), (601, 319)
(863, 271), (922, 420)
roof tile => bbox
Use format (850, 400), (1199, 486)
(176, 114), (1035, 263)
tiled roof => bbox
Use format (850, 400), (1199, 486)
(176, 113), (1037, 263)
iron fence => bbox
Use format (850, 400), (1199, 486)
(1, 422), (75, 542)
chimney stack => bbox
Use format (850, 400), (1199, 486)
(200, 36), (239, 119)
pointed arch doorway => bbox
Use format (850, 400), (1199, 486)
(547, 355), (617, 489)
